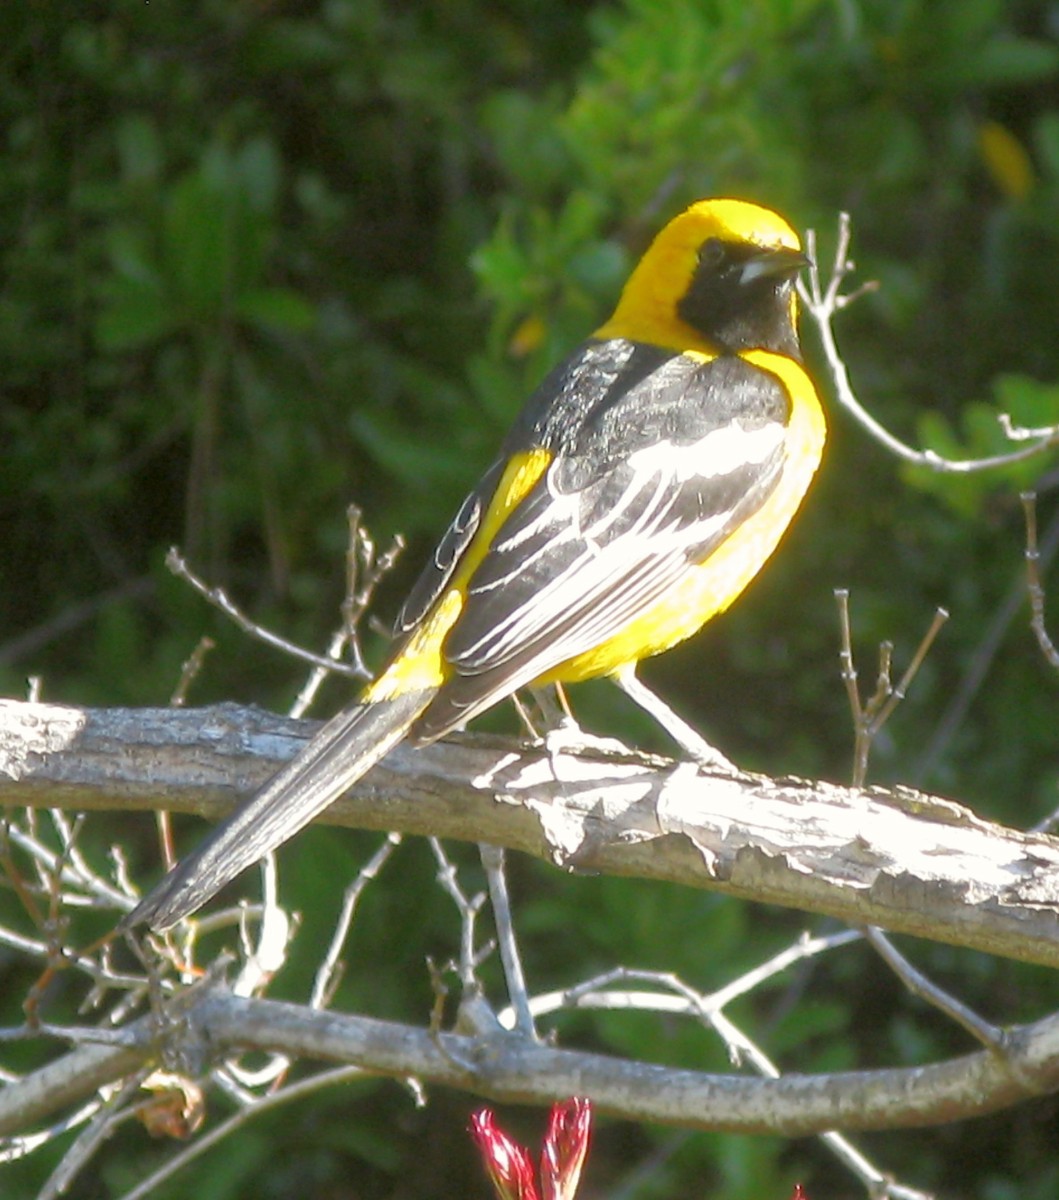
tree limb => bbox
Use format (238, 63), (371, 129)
(2, 982), (1059, 1141)
(3, 699), (1059, 967)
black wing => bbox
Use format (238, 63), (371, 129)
(391, 340), (672, 641)
(393, 457), (506, 641)
(410, 342), (790, 741)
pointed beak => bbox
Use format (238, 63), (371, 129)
(739, 246), (811, 285)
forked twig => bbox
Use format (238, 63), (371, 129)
(801, 215), (1059, 473)
(836, 590), (948, 787)
(513, 938), (931, 1200)
(165, 548), (369, 681)
(834, 596), (1011, 1058)
(428, 839), (492, 995)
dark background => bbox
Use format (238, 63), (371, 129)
(3, 1), (1059, 1196)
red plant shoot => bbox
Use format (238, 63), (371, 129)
(471, 1098), (593, 1200)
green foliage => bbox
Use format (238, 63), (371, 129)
(905, 373), (1059, 517)
(4, 0), (1059, 1197)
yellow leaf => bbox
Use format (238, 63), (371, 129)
(508, 313), (546, 357)
(978, 119), (1035, 200)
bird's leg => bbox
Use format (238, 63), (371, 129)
(511, 691), (543, 739)
(612, 663), (738, 771)
(529, 684), (575, 734)
(528, 683), (628, 757)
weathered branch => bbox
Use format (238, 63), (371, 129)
(3, 699), (1059, 967)
(3, 982), (1059, 1141)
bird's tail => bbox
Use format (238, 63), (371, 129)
(122, 688), (434, 932)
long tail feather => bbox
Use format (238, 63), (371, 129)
(123, 689), (434, 931)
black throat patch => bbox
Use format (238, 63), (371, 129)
(676, 239), (801, 358)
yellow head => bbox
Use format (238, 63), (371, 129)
(596, 198), (806, 357)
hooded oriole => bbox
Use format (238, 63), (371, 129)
(126, 198), (826, 931)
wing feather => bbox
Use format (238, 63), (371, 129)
(392, 457), (506, 640)
(407, 344), (792, 742)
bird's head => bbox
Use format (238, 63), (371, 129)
(597, 198), (808, 358)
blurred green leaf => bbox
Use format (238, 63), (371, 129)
(236, 287), (315, 333)
(162, 167), (237, 315)
(992, 373), (1059, 428)
(903, 377), (1055, 517)
(160, 144), (278, 318)
(1034, 111), (1059, 182)
(103, 224), (161, 289)
(959, 36), (1059, 87)
(567, 238), (627, 293)
(95, 279), (179, 350)
(236, 135), (282, 216)
(114, 113), (163, 186)
(8, 3), (1059, 1198)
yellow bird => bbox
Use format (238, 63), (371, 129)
(126, 198), (825, 931)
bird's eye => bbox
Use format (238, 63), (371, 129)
(699, 238), (726, 268)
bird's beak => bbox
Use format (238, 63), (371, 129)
(739, 246), (811, 285)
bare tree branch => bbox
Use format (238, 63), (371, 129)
(2, 699), (1059, 968)
(3, 983), (1059, 1143)
(801, 214), (1059, 473)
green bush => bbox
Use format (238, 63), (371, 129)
(3, 1), (1059, 1196)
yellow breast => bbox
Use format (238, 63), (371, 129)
(540, 349), (825, 684)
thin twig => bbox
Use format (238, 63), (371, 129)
(801, 215), (1059, 474)
(0, 1098), (105, 1165)
(521, 930), (861, 1029)
(863, 927), (1006, 1052)
(232, 855), (291, 1000)
(428, 839), (491, 993)
(835, 600), (1004, 1056)
(4, 823), (130, 909)
(836, 593), (948, 786)
(165, 548), (369, 680)
(1001, 415), (1059, 441)
(0, 926), (144, 990)
(288, 509), (404, 718)
(913, 497), (1059, 783)
(39, 1070), (151, 1200)
(1021, 492), (1059, 669)
(113, 1066), (369, 1200)
(526, 958), (932, 1200)
(0, 817), (46, 929)
(310, 833), (403, 1010)
(835, 589), (862, 728)
(342, 505), (405, 668)
(169, 636), (216, 707)
(480, 843), (536, 1041)
(868, 608), (949, 734)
